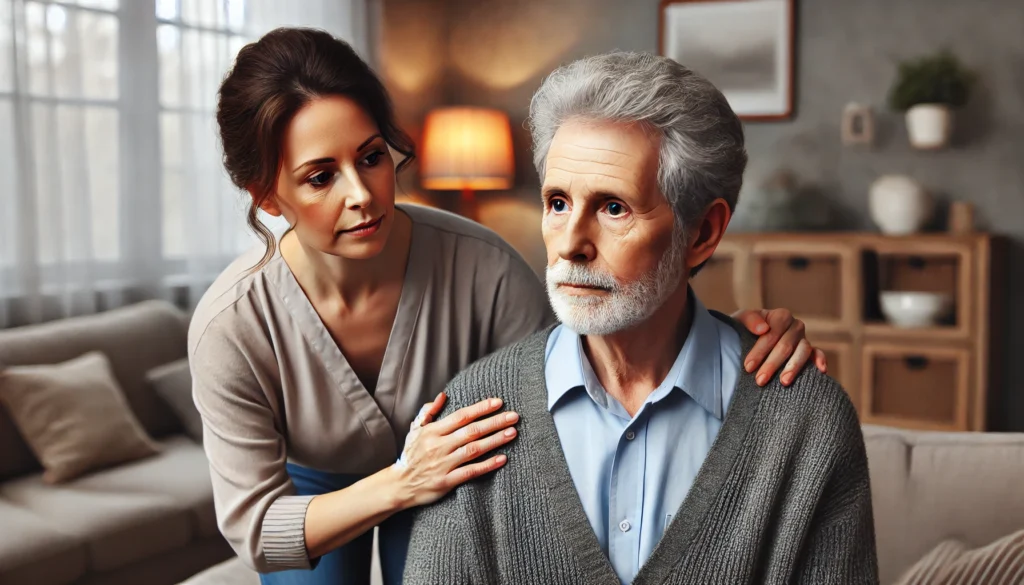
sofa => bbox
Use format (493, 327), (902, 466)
(0, 300), (232, 585)
(182, 425), (1024, 585)
(866, 424), (1024, 583)
(5, 300), (1021, 585)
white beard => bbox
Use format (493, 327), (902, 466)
(545, 231), (686, 336)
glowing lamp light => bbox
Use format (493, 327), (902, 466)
(420, 107), (514, 219)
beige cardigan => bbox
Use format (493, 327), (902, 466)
(187, 204), (553, 572)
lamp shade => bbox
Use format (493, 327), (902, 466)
(420, 107), (514, 191)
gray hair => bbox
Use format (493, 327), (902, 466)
(528, 51), (748, 234)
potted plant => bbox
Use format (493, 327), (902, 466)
(887, 50), (976, 149)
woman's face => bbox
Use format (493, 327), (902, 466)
(258, 95), (397, 260)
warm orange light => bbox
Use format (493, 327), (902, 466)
(420, 107), (514, 191)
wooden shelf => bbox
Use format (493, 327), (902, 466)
(863, 323), (968, 342)
(698, 231), (1005, 431)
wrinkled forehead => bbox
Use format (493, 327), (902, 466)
(543, 119), (663, 203)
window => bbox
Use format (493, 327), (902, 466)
(12, 1), (121, 265)
(157, 0), (249, 259)
(0, 0), (367, 321)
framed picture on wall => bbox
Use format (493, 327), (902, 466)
(659, 0), (795, 121)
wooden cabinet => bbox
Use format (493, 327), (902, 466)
(696, 232), (1004, 431)
(751, 241), (861, 333)
(861, 343), (971, 431)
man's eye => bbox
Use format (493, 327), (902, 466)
(550, 198), (567, 212)
(606, 201), (625, 216)
(308, 171), (333, 187)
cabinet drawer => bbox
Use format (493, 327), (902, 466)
(752, 242), (859, 332)
(861, 343), (970, 431)
(761, 255), (841, 317)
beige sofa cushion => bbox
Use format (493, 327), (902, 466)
(147, 359), (203, 443)
(0, 300), (189, 480)
(70, 436), (219, 538)
(894, 529), (1024, 584)
(0, 499), (88, 585)
(864, 425), (1024, 584)
(0, 351), (161, 483)
(0, 439), (205, 572)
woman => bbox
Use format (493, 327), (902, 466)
(189, 27), (828, 585)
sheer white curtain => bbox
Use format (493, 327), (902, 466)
(0, 0), (372, 328)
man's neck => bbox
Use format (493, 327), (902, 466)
(581, 284), (692, 416)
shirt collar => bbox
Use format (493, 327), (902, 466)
(544, 290), (724, 419)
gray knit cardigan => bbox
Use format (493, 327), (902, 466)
(403, 315), (879, 584)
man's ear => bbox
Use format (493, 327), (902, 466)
(685, 198), (732, 270)
(248, 187), (282, 217)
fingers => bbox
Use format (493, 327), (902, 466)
(445, 454), (508, 488)
(814, 348), (829, 374)
(448, 410), (519, 447)
(743, 308), (793, 374)
(753, 316), (804, 385)
(418, 392), (448, 426)
(409, 393), (447, 430)
(433, 397), (506, 435)
(733, 309), (770, 336)
(776, 338), (813, 386)
(449, 424), (518, 466)
(427, 392), (447, 416)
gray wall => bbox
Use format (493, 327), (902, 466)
(380, 0), (1024, 430)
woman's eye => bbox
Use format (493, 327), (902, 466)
(363, 150), (384, 167)
(308, 171), (333, 187)
(550, 198), (568, 213)
(605, 201), (626, 216)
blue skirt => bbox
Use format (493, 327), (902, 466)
(258, 463), (413, 585)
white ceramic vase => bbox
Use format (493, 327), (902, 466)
(869, 174), (933, 235)
(906, 103), (952, 149)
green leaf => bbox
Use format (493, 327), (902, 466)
(887, 49), (976, 111)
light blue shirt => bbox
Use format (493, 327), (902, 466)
(544, 293), (742, 584)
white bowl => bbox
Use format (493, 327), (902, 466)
(879, 291), (953, 328)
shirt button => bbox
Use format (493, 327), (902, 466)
(625, 430), (635, 441)
(619, 520), (631, 532)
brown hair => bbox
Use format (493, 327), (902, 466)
(216, 27), (415, 271)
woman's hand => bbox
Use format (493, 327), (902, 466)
(391, 392), (518, 509)
(733, 308), (828, 387)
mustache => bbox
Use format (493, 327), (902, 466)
(546, 261), (619, 291)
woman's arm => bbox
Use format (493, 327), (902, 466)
(192, 320), (518, 572)
(191, 319), (314, 572)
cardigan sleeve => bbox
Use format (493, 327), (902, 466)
(793, 399), (880, 584)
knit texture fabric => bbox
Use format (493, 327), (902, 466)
(404, 314), (879, 584)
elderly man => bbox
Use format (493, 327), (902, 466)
(403, 52), (877, 585)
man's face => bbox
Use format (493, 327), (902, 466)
(541, 118), (686, 335)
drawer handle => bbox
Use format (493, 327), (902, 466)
(904, 356), (929, 369)
(787, 257), (810, 270)
(908, 256), (927, 269)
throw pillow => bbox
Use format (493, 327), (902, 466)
(895, 529), (1024, 585)
(147, 358), (203, 443)
(0, 351), (161, 483)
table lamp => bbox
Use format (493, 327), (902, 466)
(419, 106), (514, 220)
